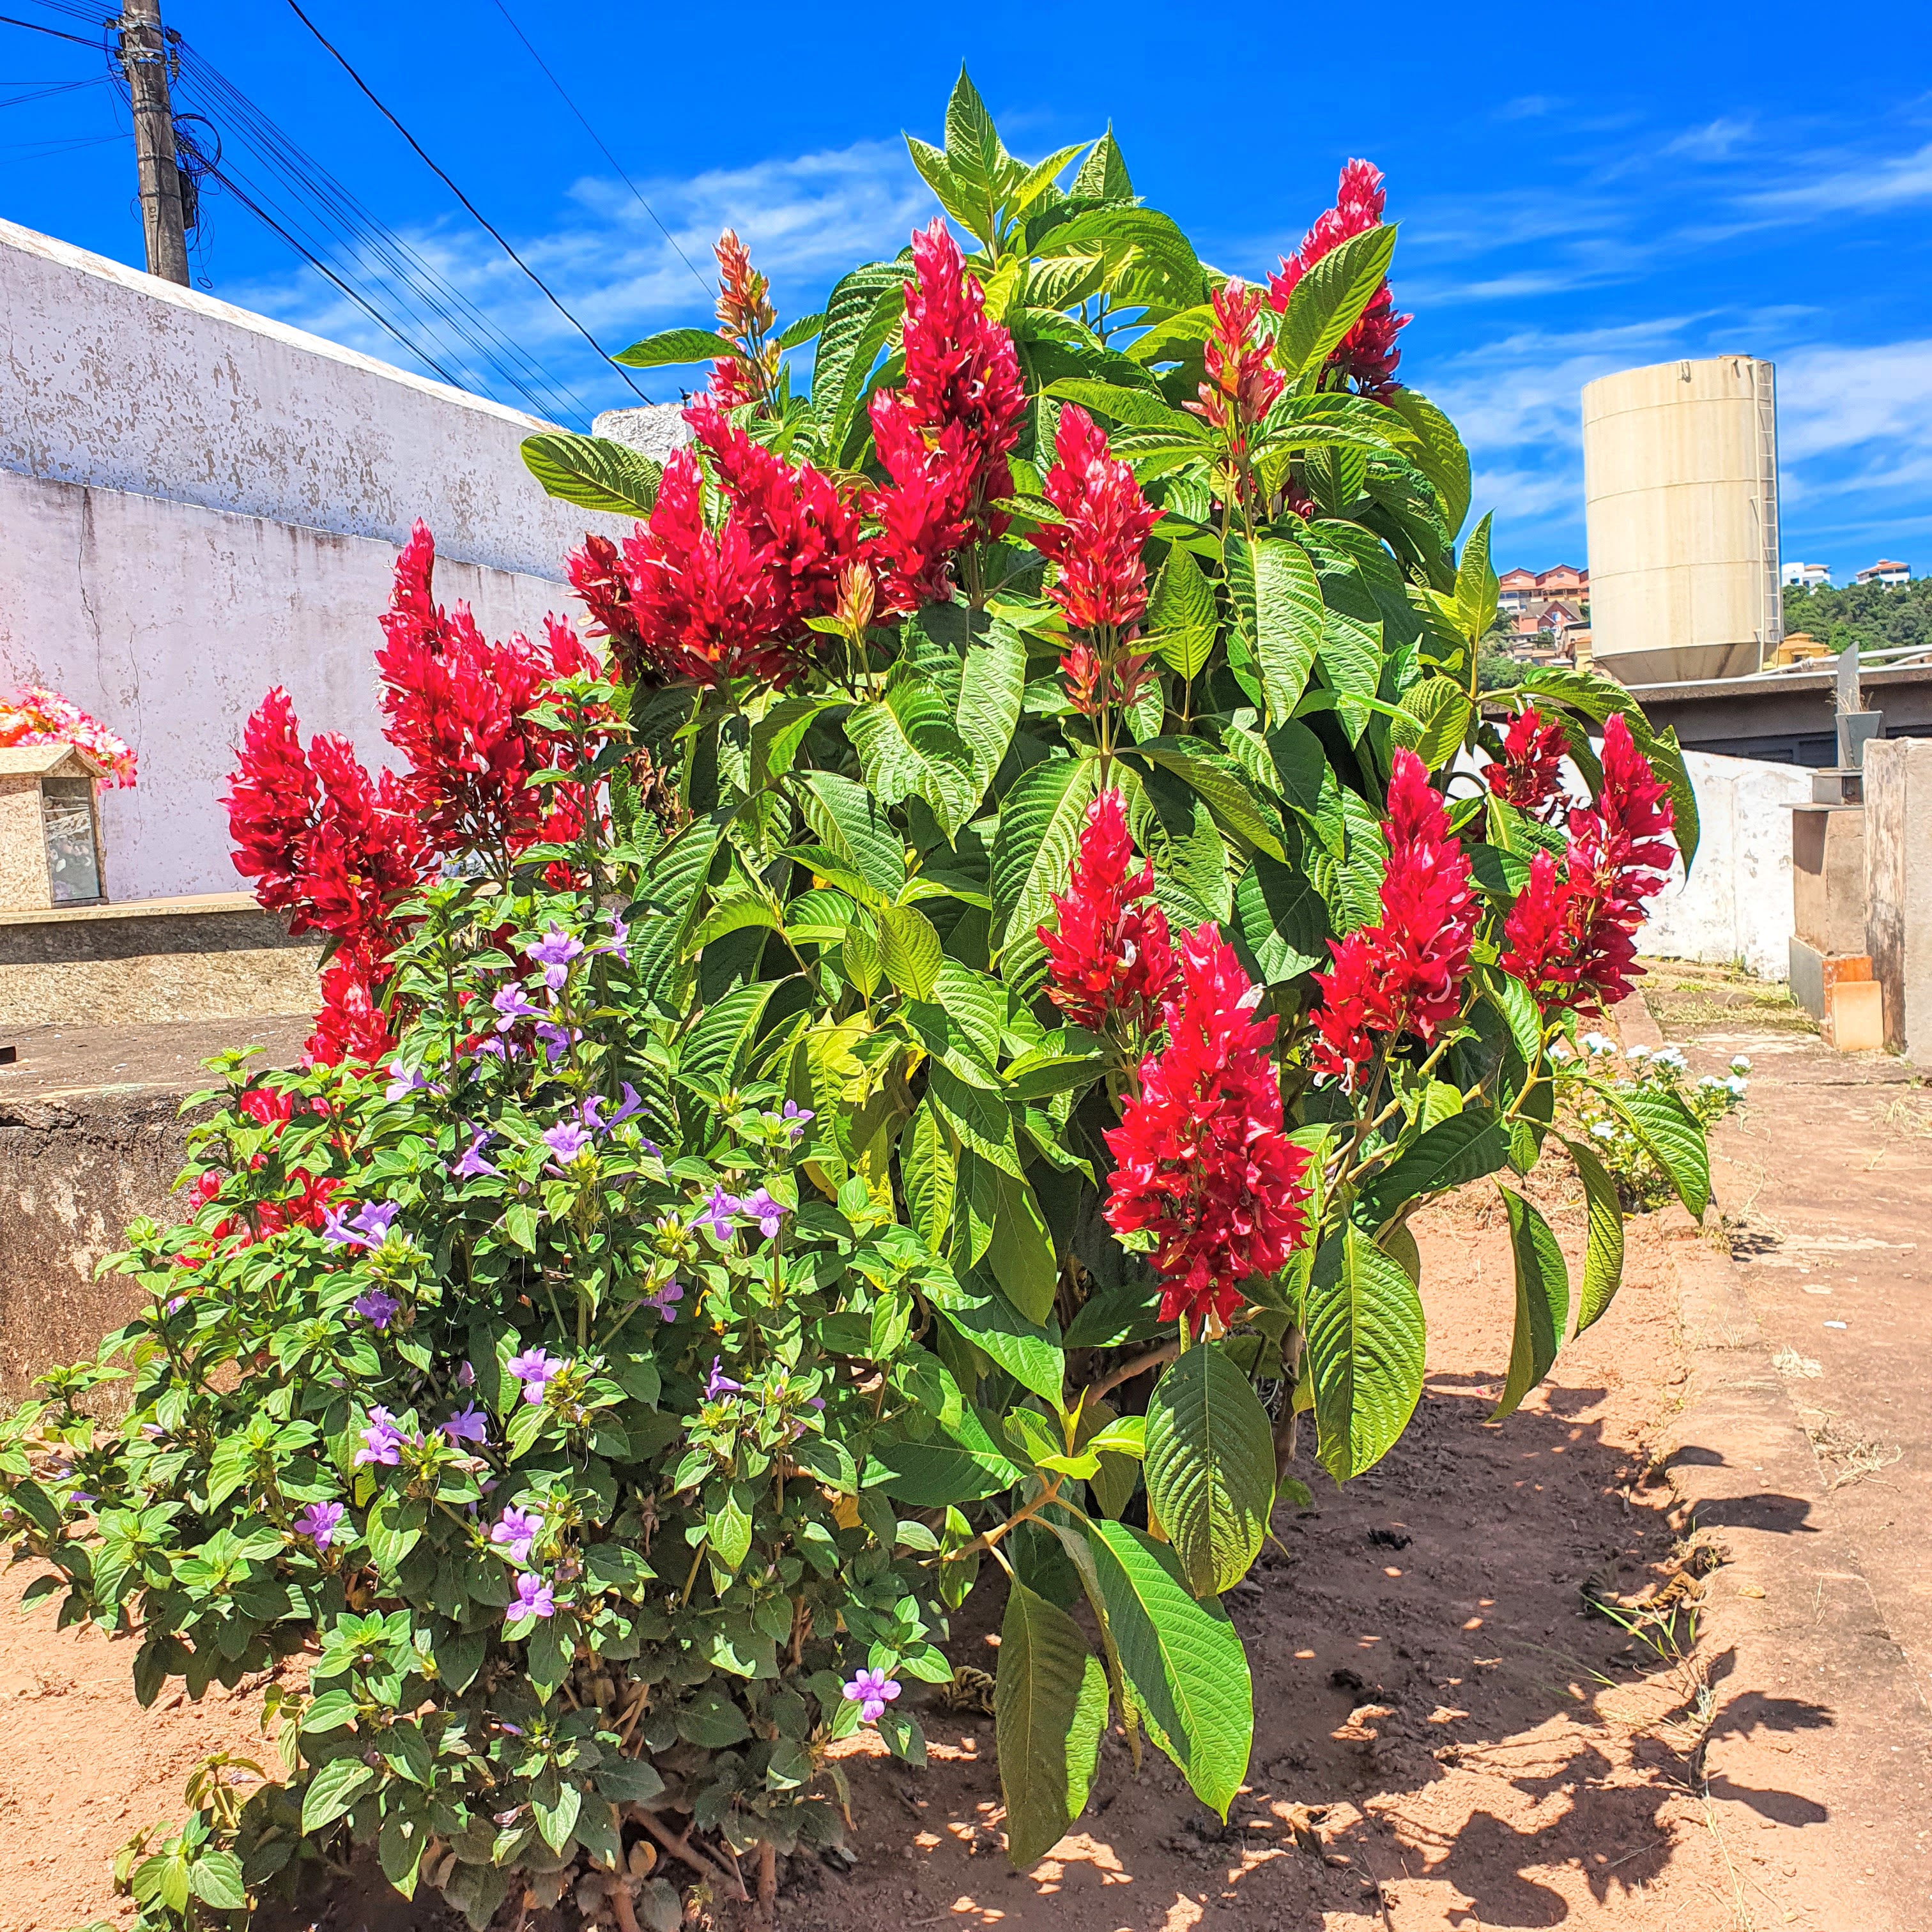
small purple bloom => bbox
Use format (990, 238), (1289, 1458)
(453, 1130), (498, 1180)
(740, 1188), (788, 1241)
(491, 1505), (539, 1563)
(529, 925), (585, 992)
(385, 1061), (430, 1103)
(534, 1020), (581, 1065)
(457, 1360), (476, 1388)
(543, 1119), (592, 1165)
(295, 1501), (346, 1550)
(507, 1571), (555, 1622)
(841, 1667), (901, 1725)
(643, 1278), (684, 1324)
(781, 1099), (814, 1140)
(705, 1357), (743, 1402)
(600, 911), (630, 965)
(698, 1184), (739, 1243)
(351, 1287), (401, 1331)
(354, 1407), (405, 1468)
(610, 1082), (645, 1128)
(348, 1201), (400, 1248)
(507, 1347), (565, 1404)
(578, 1093), (608, 1133)
(441, 1404), (489, 1446)
(493, 986), (542, 1031)
(320, 1204), (359, 1247)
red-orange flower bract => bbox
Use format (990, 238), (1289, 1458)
(1185, 280), (1284, 435)
(1310, 749), (1478, 1091)
(1266, 158), (1411, 399)
(1027, 402), (1159, 632)
(1038, 789), (1177, 1034)
(865, 219), (1026, 611)
(1104, 924), (1311, 1332)
(1485, 705), (1570, 820)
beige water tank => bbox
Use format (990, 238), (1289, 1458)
(1581, 356), (1781, 684)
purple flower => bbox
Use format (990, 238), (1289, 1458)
(493, 986), (542, 1031)
(705, 1357), (743, 1402)
(441, 1404), (489, 1446)
(385, 1061), (429, 1103)
(740, 1188), (788, 1242)
(328, 1200), (401, 1252)
(534, 1021), (581, 1066)
(643, 1278), (684, 1324)
(453, 1130), (498, 1180)
(781, 1099), (814, 1140)
(698, 1184), (739, 1243)
(491, 1505), (539, 1563)
(320, 1204), (359, 1247)
(841, 1667), (901, 1725)
(354, 1407), (405, 1468)
(351, 1287), (401, 1331)
(457, 1360), (476, 1388)
(529, 926), (585, 992)
(578, 1093), (608, 1133)
(295, 1501), (345, 1550)
(543, 1120), (591, 1166)
(507, 1571), (555, 1623)
(507, 1347), (565, 1404)
(610, 1082), (645, 1128)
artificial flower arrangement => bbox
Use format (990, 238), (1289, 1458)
(0, 685), (138, 786)
(0, 74), (1713, 1931)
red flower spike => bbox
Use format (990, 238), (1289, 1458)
(1310, 750), (1478, 1090)
(1059, 640), (1160, 721)
(226, 687), (319, 916)
(1104, 923), (1312, 1332)
(305, 944), (396, 1068)
(1266, 158), (1411, 399)
(1027, 402), (1159, 633)
(566, 533), (644, 682)
(1485, 705), (1570, 820)
(1185, 280), (1285, 436)
(1038, 790), (1178, 1034)
(1498, 848), (1581, 1005)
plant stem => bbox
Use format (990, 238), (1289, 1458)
(1083, 1340), (1178, 1405)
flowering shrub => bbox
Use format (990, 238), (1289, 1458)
(1, 72), (1718, 1928)
(1566, 1036), (1748, 1211)
(0, 684), (138, 786)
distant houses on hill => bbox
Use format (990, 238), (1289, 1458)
(1497, 565), (1590, 663)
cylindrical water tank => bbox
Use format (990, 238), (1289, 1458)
(1581, 356), (1782, 684)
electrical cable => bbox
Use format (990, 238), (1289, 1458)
(281, 0), (650, 402)
(0, 12), (100, 46)
(485, 0), (712, 299)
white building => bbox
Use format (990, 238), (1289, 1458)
(1853, 560), (1910, 587)
(1782, 560), (1832, 588)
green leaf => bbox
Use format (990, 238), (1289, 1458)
(1231, 854), (1328, 985)
(1564, 1136), (1627, 1333)
(1250, 537), (1325, 723)
(927, 1275), (1064, 1407)
(1491, 1186), (1570, 1420)
(532, 1775), (583, 1855)
(594, 1755), (667, 1805)
(958, 620), (1029, 793)
(1360, 1108), (1511, 1223)
(812, 263), (909, 462)
(983, 1165), (1059, 1324)
(1386, 387), (1471, 537)
(1147, 545), (1218, 681)
(708, 1488), (753, 1573)
(613, 325), (742, 369)
(188, 1850), (247, 1912)
(1086, 1520), (1252, 1820)
(871, 1433), (1022, 1506)
(364, 1491), (424, 1580)
(927, 1062), (1021, 1175)
(1142, 1344), (1276, 1597)
(1278, 222), (1399, 378)
(1395, 678), (1472, 768)
(996, 1581), (1108, 1867)
(992, 755), (1100, 973)
(519, 432), (663, 516)
(678, 980), (778, 1093)
(878, 902), (944, 1003)
(1305, 1225), (1426, 1483)
(1454, 512), (1499, 643)
(900, 1101), (957, 1254)
(1585, 1078), (1710, 1218)
(1071, 127), (1133, 201)
(1130, 743), (1285, 861)
(846, 671), (981, 837)
(302, 1756), (376, 1833)
(801, 770), (908, 898)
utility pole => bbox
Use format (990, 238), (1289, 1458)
(118, 0), (190, 285)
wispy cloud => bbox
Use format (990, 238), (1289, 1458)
(1738, 140), (1932, 217)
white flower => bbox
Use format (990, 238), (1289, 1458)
(1730, 1055), (1751, 1073)
(1626, 1045), (1650, 1061)
(1724, 1075), (1748, 1098)
(1590, 1120), (1616, 1140)
(1581, 1032), (1616, 1055)
(1653, 1046), (1688, 1072)
(1548, 1039), (1574, 1063)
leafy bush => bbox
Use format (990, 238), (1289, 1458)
(1567, 1036), (1747, 1211)
(1, 72), (1715, 1930)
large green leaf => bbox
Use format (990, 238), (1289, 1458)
(302, 1757), (376, 1833)
(871, 1429), (1023, 1506)
(995, 1581), (1109, 1867)
(1071, 128), (1133, 201)
(846, 671), (980, 838)
(1086, 1521), (1252, 1820)
(1564, 1136), (1627, 1333)
(983, 1165), (1059, 1324)
(1230, 853), (1329, 985)
(1385, 386), (1471, 537)
(519, 433), (662, 517)
(1305, 1225), (1427, 1482)
(1360, 1108), (1512, 1223)
(613, 325), (741, 369)
(811, 262), (909, 462)
(1131, 742), (1286, 861)
(1277, 222), (1399, 378)
(957, 620), (1029, 793)
(992, 755), (1100, 972)
(878, 903), (944, 1003)
(801, 771), (907, 898)
(677, 981), (777, 1093)
(629, 820), (721, 1009)
(1585, 1078), (1710, 1218)
(1147, 544), (1218, 680)
(1142, 1344), (1276, 1597)
(926, 1272), (1064, 1406)
(1250, 537), (1325, 722)
(1491, 1186), (1570, 1420)
(1453, 512), (1499, 643)
(900, 1101), (956, 1254)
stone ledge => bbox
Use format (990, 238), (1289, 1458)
(0, 891), (263, 928)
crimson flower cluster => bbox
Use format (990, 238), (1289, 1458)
(1038, 789), (1177, 1036)
(865, 220), (1027, 613)
(1105, 924), (1311, 1332)
(1310, 751), (1478, 1091)
(187, 1085), (339, 1255)
(1501, 714), (1676, 1013)
(1029, 402), (1159, 632)
(1266, 159), (1411, 399)
(1186, 280), (1284, 445)
(1485, 704), (1571, 820)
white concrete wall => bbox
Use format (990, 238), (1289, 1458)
(1639, 749), (1814, 980)
(0, 219), (637, 903)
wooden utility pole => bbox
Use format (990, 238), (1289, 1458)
(119, 0), (190, 284)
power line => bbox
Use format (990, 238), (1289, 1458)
(281, 0), (650, 403)
(485, 0), (712, 300)
(0, 12), (102, 46)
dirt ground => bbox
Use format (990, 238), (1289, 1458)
(0, 976), (1912, 1932)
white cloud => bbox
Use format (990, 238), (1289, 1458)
(1739, 141), (1932, 217)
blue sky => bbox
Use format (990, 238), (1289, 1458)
(4, 0), (1930, 577)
